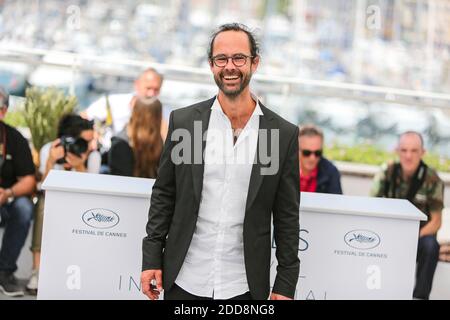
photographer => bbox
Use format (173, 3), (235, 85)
(40, 114), (101, 180)
(26, 114), (100, 294)
(0, 87), (36, 297)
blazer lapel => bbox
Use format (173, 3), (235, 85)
(191, 98), (214, 204)
(245, 105), (275, 212)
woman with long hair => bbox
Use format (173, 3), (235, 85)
(108, 97), (163, 178)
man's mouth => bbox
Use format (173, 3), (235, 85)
(223, 75), (240, 81)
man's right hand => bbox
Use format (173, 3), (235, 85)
(0, 188), (7, 206)
(48, 139), (64, 165)
(141, 269), (163, 300)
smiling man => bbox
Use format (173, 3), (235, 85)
(141, 23), (300, 300)
(371, 131), (444, 300)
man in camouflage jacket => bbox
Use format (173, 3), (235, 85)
(371, 131), (444, 300)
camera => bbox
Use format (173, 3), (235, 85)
(56, 136), (89, 164)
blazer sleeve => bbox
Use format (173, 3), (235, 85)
(142, 111), (177, 270)
(272, 127), (300, 298)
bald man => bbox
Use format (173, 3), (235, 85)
(371, 131), (444, 300)
(83, 68), (168, 144)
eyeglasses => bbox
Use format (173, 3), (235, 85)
(211, 54), (254, 67)
(301, 149), (323, 157)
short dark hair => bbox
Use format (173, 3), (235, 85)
(298, 124), (324, 139)
(0, 86), (9, 108)
(207, 23), (260, 60)
(57, 114), (94, 138)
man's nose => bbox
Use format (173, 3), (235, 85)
(146, 90), (156, 97)
(224, 57), (237, 70)
(405, 152), (414, 159)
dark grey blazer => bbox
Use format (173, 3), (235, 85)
(142, 97), (300, 299)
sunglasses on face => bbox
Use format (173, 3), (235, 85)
(301, 149), (323, 157)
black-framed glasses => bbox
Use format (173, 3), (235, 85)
(211, 54), (254, 67)
(301, 149), (323, 157)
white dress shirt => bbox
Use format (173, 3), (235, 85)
(175, 94), (263, 299)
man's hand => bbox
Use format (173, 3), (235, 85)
(65, 152), (88, 172)
(270, 293), (293, 300)
(48, 139), (65, 165)
(0, 188), (7, 206)
(141, 269), (163, 300)
(419, 211), (442, 237)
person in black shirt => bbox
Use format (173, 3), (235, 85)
(0, 87), (36, 297)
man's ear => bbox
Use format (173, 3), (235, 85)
(251, 55), (260, 72)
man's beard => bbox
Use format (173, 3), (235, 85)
(214, 70), (252, 99)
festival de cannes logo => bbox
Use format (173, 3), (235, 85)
(82, 208), (120, 229)
(344, 230), (381, 250)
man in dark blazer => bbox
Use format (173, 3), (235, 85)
(141, 23), (300, 300)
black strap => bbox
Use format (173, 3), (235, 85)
(385, 161), (427, 201)
(406, 161), (428, 202)
(384, 163), (399, 198)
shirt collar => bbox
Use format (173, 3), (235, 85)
(301, 167), (319, 179)
(211, 93), (263, 117)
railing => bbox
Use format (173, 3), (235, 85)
(1, 46), (450, 111)
(2, 46), (449, 180)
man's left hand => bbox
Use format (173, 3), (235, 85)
(270, 293), (292, 300)
(66, 152), (88, 172)
(0, 188), (7, 206)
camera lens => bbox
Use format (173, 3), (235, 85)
(55, 136), (88, 164)
(67, 138), (88, 157)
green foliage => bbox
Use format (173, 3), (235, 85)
(423, 154), (450, 173)
(3, 110), (27, 128)
(277, 0), (291, 15)
(259, 0), (291, 18)
(22, 87), (77, 152)
(325, 143), (450, 173)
